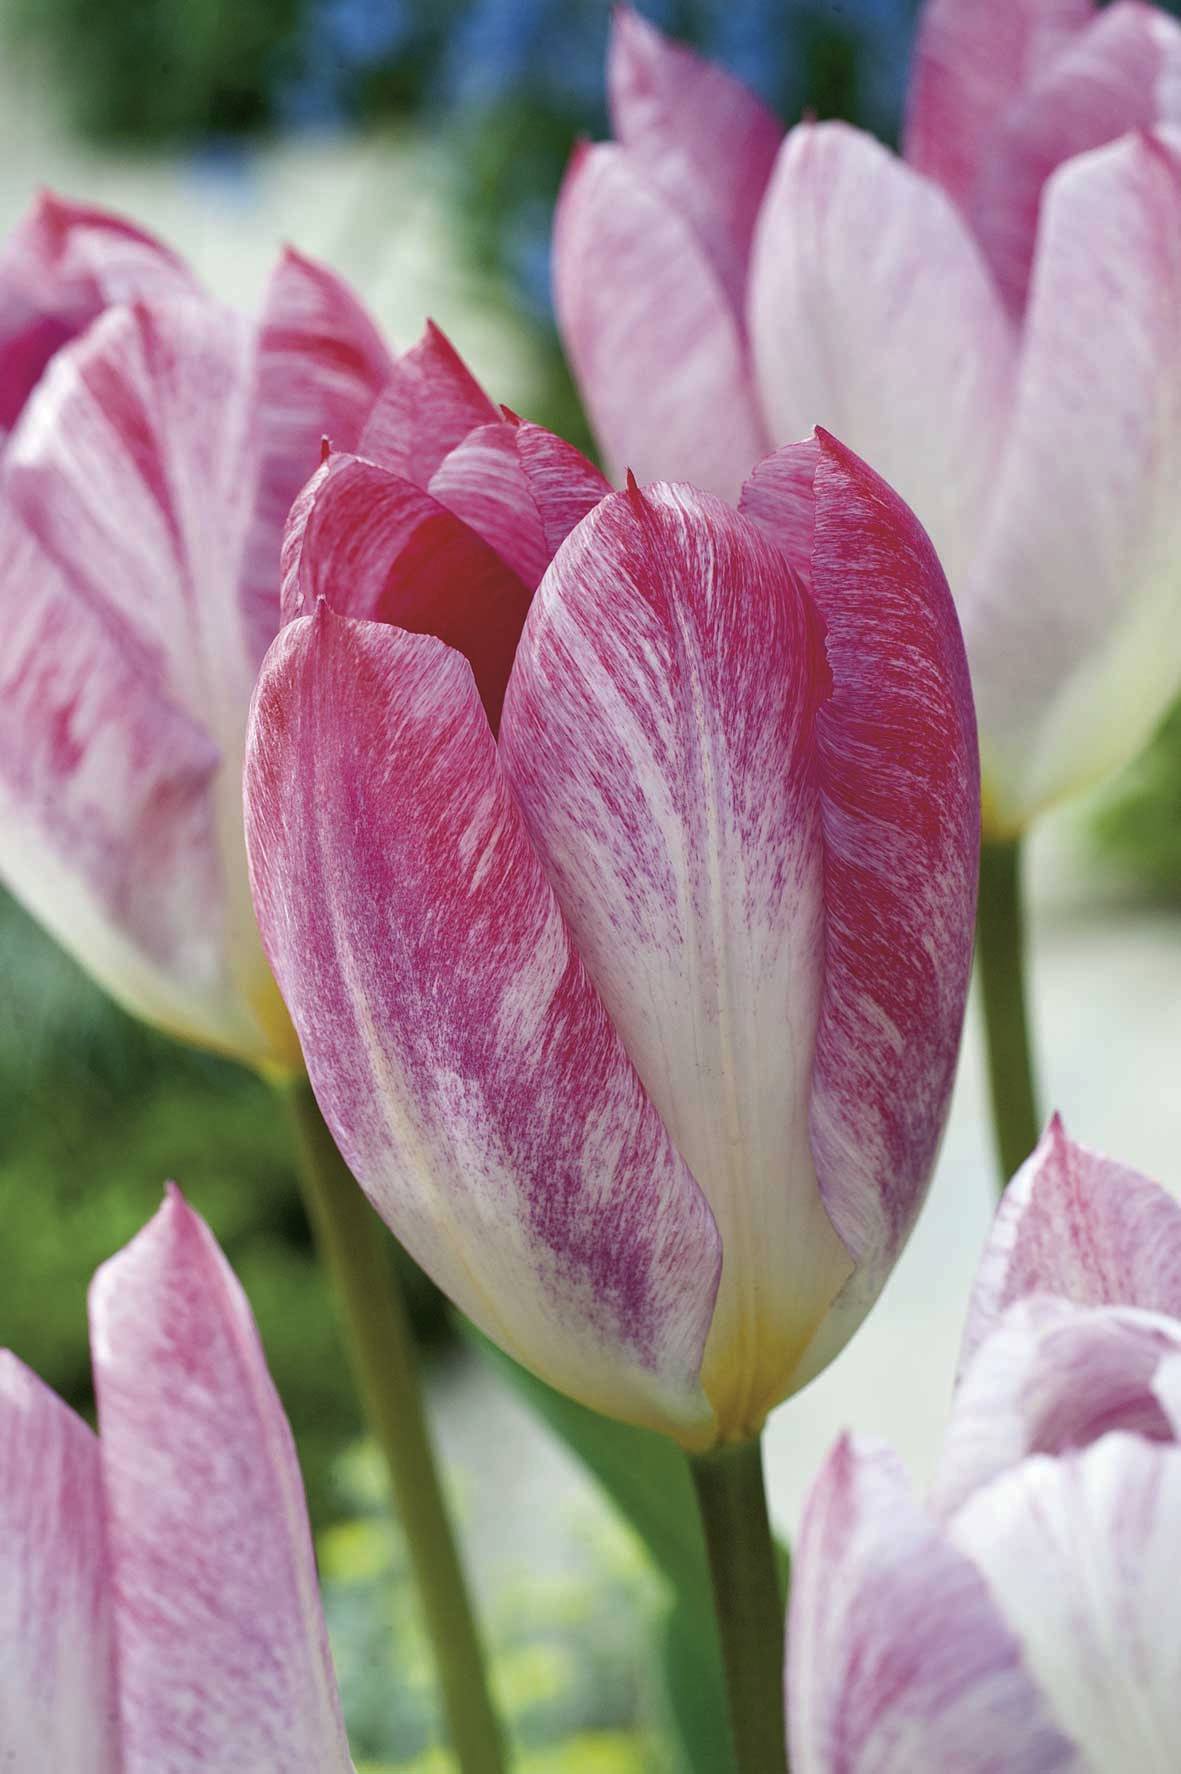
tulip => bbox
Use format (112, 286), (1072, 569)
(0, 1187), (352, 1771)
(244, 423), (979, 1450)
(788, 1118), (1181, 1771)
(557, 1), (1181, 833)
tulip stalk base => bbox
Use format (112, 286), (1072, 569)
(689, 1439), (788, 1774)
(281, 1078), (507, 1774)
(977, 837), (1041, 1192)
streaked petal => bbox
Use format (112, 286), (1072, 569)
(244, 607), (721, 1444)
(358, 319), (497, 486)
(935, 1298), (1181, 1517)
(771, 433), (979, 1386)
(280, 451), (533, 730)
(0, 1354), (118, 1772)
(950, 1436), (1181, 1770)
(789, 1435), (1078, 1774)
(499, 479), (852, 1438)
(608, 6), (781, 317)
(961, 1116), (1181, 1370)
(0, 189), (193, 440)
(747, 121), (1016, 590)
(963, 130), (1181, 832)
(968, 3), (1181, 314)
(89, 1187), (351, 1773)
(904, 0), (1092, 212)
(428, 412), (611, 589)
(554, 142), (767, 502)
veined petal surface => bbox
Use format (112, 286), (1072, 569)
(89, 1188), (352, 1774)
(747, 122), (1016, 592)
(0, 1354), (119, 1773)
(358, 319), (498, 487)
(245, 607), (721, 1444)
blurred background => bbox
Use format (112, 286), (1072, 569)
(3, 1), (1181, 1768)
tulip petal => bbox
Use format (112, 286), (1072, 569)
(428, 413), (611, 590)
(961, 1116), (1181, 1370)
(747, 122), (1016, 590)
(89, 1187), (351, 1773)
(950, 1435), (1181, 1770)
(607, 7), (782, 319)
(0, 189), (193, 440)
(785, 433), (979, 1384)
(935, 1298), (1181, 1517)
(789, 1435), (1079, 1774)
(0, 1354), (118, 1772)
(245, 607), (721, 1444)
(280, 451), (533, 730)
(358, 319), (498, 487)
(554, 142), (768, 501)
(499, 479), (853, 1436)
(904, 0), (1093, 213)
(963, 130), (1181, 831)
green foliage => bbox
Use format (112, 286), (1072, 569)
(1092, 697), (1181, 900)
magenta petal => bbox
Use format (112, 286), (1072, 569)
(962, 1116), (1181, 1370)
(0, 1354), (118, 1771)
(554, 142), (768, 501)
(244, 608), (721, 1443)
(428, 414), (611, 589)
(89, 1187), (351, 1773)
(607, 7), (782, 318)
(280, 450), (534, 730)
(358, 318), (498, 486)
(789, 1435), (1078, 1773)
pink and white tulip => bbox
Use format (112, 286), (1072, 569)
(0, 1188), (352, 1771)
(789, 1120), (1181, 1770)
(244, 423), (979, 1449)
(557, 2), (1181, 834)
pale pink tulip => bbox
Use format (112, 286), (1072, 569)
(789, 1120), (1181, 1770)
(0, 1188), (352, 1771)
(557, 2), (1181, 834)
(244, 425), (979, 1448)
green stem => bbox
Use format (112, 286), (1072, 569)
(976, 836), (1041, 1191)
(280, 1077), (507, 1774)
(689, 1439), (788, 1774)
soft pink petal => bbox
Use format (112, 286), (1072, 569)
(935, 1298), (1181, 1518)
(950, 1435), (1181, 1769)
(500, 478), (853, 1438)
(0, 189), (194, 441)
(789, 1434), (1079, 1773)
(961, 1116), (1181, 1371)
(769, 433), (979, 1385)
(968, 3), (1181, 314)
(904, 0), (1093, 212)
(427, 413), (611, 589)
(554, 142), (768, 502)
(280, 450), (533, 730)
(358, 319), (498, 486)
(244, 607), (721, 1445)
(607, 7), (782, 319)
(89, 1187), (351, 1773)
(0, 1354), (118, 1772)
(747, 122), (1016, 593)
(964, 129), (1181, 832)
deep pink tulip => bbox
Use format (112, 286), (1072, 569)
(789, 1119), (1181, 1770)
(244, 423), (979, 1448)
(557, 2), (1181, 835)
(0, 1189), (351, 1771)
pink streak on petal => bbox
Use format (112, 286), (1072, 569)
(358, 318), (498, 487)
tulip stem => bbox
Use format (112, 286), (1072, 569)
(976, 836), (1040, 1191)
(281, 1077), (507, 1774)
(689, 1438), (788, 1774)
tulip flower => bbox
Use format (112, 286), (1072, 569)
(0, 1187), (352, 1771)
(789, 1119), (1181, 1771)
(245, 423), (979, 1450)
(557, 0), (1181, 834)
